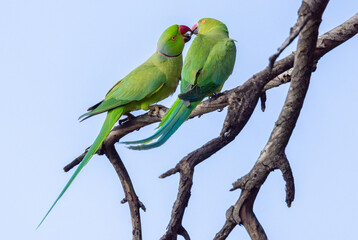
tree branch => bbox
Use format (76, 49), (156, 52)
(160, 160), (193, 240)
(213, 207), (236, 240)
(63, 10), (357, 240)
(159, 8), (358, 181)
(64, 10), (358, 173)
(268, 2), (311, 70)
(103, 143), (145, 240)
(227, 1), (329, 239)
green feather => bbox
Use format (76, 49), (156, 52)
(37, 107), (123, 229)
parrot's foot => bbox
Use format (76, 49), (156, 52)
(209, 92), (223, 101)
(148, 104), (166, 117)
(118, 113), (135, 125)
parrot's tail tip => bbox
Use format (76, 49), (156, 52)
(127, 145), (143, 150)
(120, 138), (155, 145)
(120, 141), (142, 146)
(36, 222), (43, 230)
(126, 142), (159, 150)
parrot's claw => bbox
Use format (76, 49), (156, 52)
(118, 113), (135, 125)
(209, 92), (223, 101)
(148, 104), (166, 117)
(183, 100), (191, 107)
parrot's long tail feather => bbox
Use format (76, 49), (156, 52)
(121, 99), (182, 145)
(123, 99), (198, 150)
(78, 111), (100, 122)
(37, 107), (123, 229)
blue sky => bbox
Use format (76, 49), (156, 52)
(1, 1), (357, 239)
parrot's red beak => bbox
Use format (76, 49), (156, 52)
(179, 25), (192, 43)
(191, 23), (199, 35)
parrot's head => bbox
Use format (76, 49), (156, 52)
(157, 24), (192, 57)
(191, 18), (228, 35)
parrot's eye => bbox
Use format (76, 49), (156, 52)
(201, 19), (206, 24)
(171, 35), (177, 41)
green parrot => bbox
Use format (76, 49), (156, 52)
(37, 24), (192, 228)
(123, 18), (236, 150)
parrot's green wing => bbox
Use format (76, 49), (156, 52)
(180, 36), (213, 92)
(179, 38), (236, 101)
(80, 63), (166, 120)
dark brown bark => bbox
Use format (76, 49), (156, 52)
(103, 143), (145, 240)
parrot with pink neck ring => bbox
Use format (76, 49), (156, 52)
(37, 24), (192, 228)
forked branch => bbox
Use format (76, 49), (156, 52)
(64, 9), (357, 240)
(221, 1), (329, 239)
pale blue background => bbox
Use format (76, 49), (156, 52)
(1, 1), (357, 239)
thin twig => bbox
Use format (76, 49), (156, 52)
(104, 144), (145, 240)
(268, 4), (311, 70)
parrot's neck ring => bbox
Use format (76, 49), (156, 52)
(156, 49), (182, 58)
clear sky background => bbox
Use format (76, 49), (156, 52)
(1, 1), (357, 239)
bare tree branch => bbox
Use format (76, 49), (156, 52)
(265, 12), (358, 91)
(214, 207), (236, 240)
(227, 1), (329, 239)
(160, 162), (193, 240)
(64, 10), (358, 174)
(160, 9), (357, 182)
(103, 143), (145, 240)
(63, 9), (357, 240)
(65, 12), (358, 174)
(263, 68), (294, 91)
(268, 3), (311, 70)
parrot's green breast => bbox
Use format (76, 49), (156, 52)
(122, 52), (183, 112)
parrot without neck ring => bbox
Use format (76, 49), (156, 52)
(123, 18), (236, 150)
(37, 24), (192, 228)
